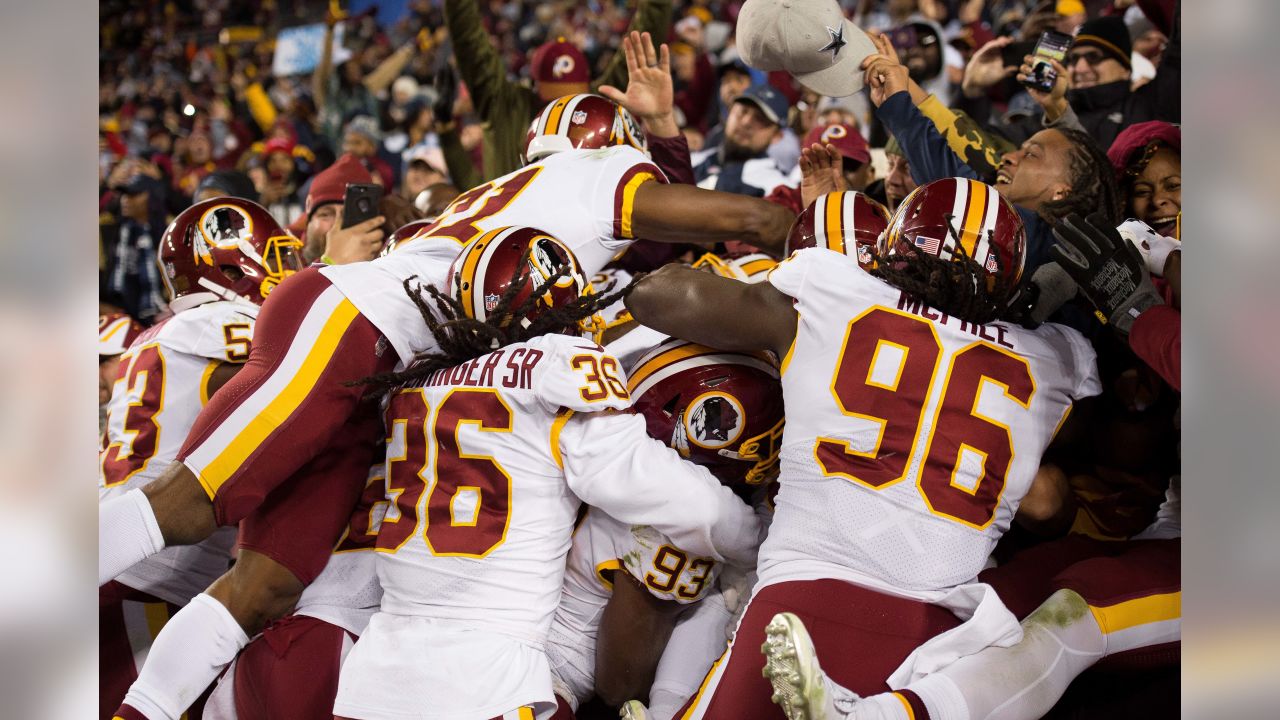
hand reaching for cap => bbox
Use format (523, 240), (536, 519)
(860, 32), (912, 108)
(599, 31), (679, 138)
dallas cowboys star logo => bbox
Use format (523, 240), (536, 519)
(819, 25), (847, 63)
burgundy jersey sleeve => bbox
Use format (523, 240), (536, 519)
(646, 133), (696, 186)
(1128, 305), (1181, 392)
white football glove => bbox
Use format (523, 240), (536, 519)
(1117, 219), (1181, 277)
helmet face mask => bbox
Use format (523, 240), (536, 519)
(523, 94), (649, 165)
(160, 198), (302, 312)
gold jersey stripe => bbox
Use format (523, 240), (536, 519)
(619, 172), (656, 239)
(193, 299), (360, 497)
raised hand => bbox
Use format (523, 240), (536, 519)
(599, 31), (678, 137)
(958, 0), (986, 25)
(799, 144), (848, 209)
(861, 33), (911, 107)
(324, 206), (387, 265)
(432, 64), (458, 127)
(1016, 54), (1070, 121)
(961, 37), (1017, 98)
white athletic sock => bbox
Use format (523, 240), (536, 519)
(121, 593), (250, 720)
(99, 488), (165, 585)
(906, 589), (1106, 720)
(828, 683), (909, 720)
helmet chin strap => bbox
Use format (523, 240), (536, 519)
(197, 276), (257, 308)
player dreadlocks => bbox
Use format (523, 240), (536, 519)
(871, 223), (1014, 326)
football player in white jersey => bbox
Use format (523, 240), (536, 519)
(331, 226), (761, 720)
(751, 214), (1181, 720)
(100, 96), (795, 720)
(624, 178), (1103, 718)
(546, 340), (784, 716)
(98, 197), (301, 716)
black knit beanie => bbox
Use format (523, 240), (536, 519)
(1074, 16), (1132, 71)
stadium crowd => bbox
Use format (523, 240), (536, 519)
(99, 0), (1180, 718)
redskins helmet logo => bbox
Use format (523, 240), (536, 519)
(821, 124), (848, 143)
(680, 391), (746, 451)
(528, 236), (578, 292)
(200, 205), (253, 250)
(553, 55), (575, 78)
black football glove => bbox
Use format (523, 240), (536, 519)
(432, 64), (457, 126)
(1050, 211), (1162, 335)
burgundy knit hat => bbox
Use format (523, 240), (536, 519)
(305, 153), (373, 218)
(1106, 121), (1180, 177)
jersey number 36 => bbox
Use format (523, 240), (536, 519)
(376, 388), (514, 558)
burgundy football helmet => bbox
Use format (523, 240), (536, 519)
(629, 339), (785, 489)
(158, 198), (303, 312)
(447, 226), (593, 335)
(785, 191), (891, 270)
(524, 93), (648, 164)
(380, 219), (434, 257)
(883, 177), (1027, 292)
(98, 313), (144, 357)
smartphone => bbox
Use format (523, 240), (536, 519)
(1022, 30), (1073, 93)
(342, 183), (383, 228)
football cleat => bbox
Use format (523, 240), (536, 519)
(762, 612), (837, 720)
(618, 700), (653, 720)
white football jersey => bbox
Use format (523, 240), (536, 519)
(337, 334), (759, 718)
(321, 147), (664, 370)
(547, 509), (720, 709)
(412, 146), (665, 277)
(758, 249), (1102, 595)
(100, 300), (256, 605)
(374, 332), (756, 637)
(319, 237), (460, 370)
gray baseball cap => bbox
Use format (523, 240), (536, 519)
(736, 0), (878, 98)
